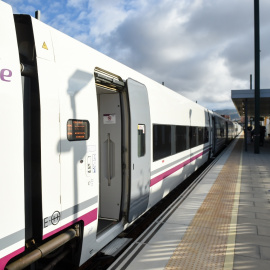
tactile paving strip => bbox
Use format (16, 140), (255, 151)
(165, 138), (243, 270)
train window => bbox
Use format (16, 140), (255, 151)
(67, 119), (90, 141)
(220, 126), (224, 137)
(175, 126), (187, 153)
(204, 127), (209, 143)
(138, 124), (146, 157)
(153, 125), (171, 161)
(198, 127), (204, 145)
(190, 126), (197, 148)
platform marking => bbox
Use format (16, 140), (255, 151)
(223, 139), (243, 270)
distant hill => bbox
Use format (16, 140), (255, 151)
(214, 109), (240, 121)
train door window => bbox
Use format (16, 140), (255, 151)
(138, 124), (146, 157)
(153, 124), (171, 161)
(175, 125), (187, 153)
(198, 127), (204, 145)
(67, 119), (90, 141)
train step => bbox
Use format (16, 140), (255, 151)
(100, 237), (132, 257)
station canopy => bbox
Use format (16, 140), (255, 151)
(231, 89), (270, 117)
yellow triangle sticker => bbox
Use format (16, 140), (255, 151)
(42, 42), (48, 50)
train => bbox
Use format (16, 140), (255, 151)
(0, 2), (242, 269)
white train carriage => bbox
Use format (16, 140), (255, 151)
(210, 112), (229, 156)
(0, 2), (236, 269)
(0, 3), (25, 269)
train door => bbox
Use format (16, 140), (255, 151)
(99, 93), (122, 221)
(95, 71), (151, 230)
(127, 79), (151, 223)
(95, 69), (125, 233)
(212, 116), (216, 155)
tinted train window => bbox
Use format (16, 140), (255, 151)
(198, 127), (204, 145)
(175, 126), (187, 153)
(153, 125), (171, 161)
(204, 127), (209, 143)
(67, 119), (90, 141)
(220, 126), (225, 137)
(190, 126), (197, 148)
(138, 124), (146, 157)
(153, 124), (209, 162)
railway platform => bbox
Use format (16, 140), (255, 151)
(108, 134), (270, 270)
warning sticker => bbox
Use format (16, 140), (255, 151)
(42, 42), (48, 50)
(103, 114), (116, 124)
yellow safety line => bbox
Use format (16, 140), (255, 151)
(223, 141), (243, 270)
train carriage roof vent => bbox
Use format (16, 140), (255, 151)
(94, 67), (125, 92)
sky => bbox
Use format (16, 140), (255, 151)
(4, 0), (270, 110)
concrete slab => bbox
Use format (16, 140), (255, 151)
(260, 246), (270, 260)
(234, 244), (260, 259)
(236, 224), (258, 235)
(238, 211), (256, 219)
(253, 193), (270, 198)
(233, 255), (270, 270)
(239, 196), (269, 203)
(165, 208), (199, 225)
(240, 186), (254, 192)
(254, 202), (270, 208)
(239, 200), (254, 207)
(236, 234), (270, 247)
(146, 222), (189, 246)
(238, 217), (270, 227)
(239, 205), (270, 214)
(258, 225), (270, 237)
(240, 193), (254, 199)
(256, 212), (270, 220)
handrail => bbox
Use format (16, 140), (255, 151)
(107, 133), (111, 186)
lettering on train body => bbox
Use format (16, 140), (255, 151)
(0, 68), (12, 82)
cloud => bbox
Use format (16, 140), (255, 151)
(89, 0), (270, 110)
(87, 0), (134, 42)
(87, 0), (250, 109)
(67, 0), (88, 9)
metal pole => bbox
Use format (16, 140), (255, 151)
(245, 99), (248, 151)
(254, 0), (260, 154)
(250, 74), (252, 89)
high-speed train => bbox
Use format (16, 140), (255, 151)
(0, 2), (242, 269)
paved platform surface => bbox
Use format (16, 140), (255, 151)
(109, 134), (270, 270)
(233, 137), (270, 270)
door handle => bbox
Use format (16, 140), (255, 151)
(107, 133), (111, 186)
